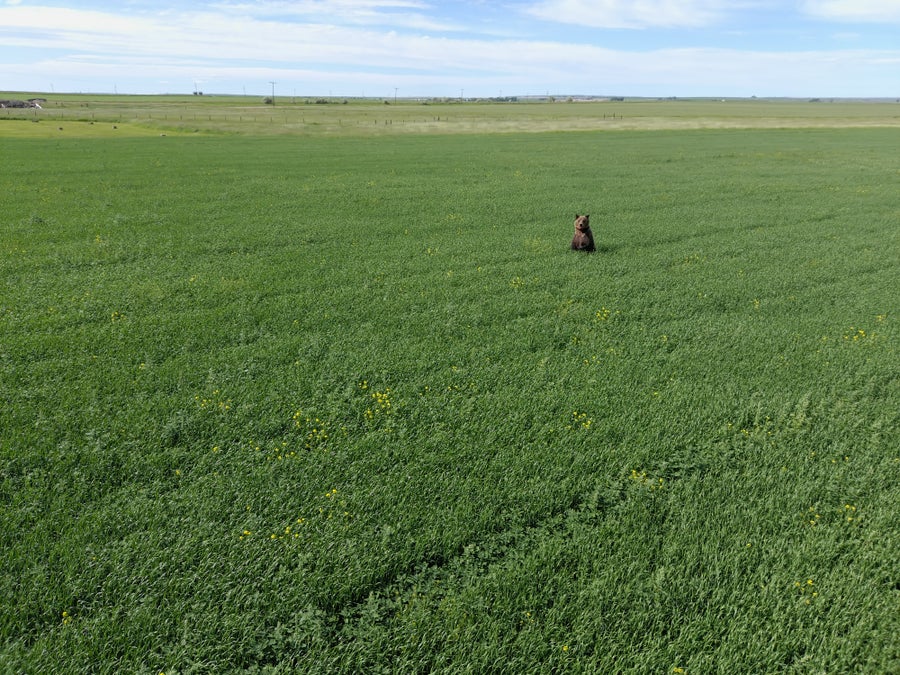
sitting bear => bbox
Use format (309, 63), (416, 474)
(570, 214), (595, 252)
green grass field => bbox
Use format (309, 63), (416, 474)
(1, 99), (898, 672)
(3, 94), (900, 137)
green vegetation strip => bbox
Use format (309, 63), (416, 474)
(2, 95), (899, 137)
(1, 128), (897, 672)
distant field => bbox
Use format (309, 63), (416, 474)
(1, 118), (898, 672)
(2, 93), (899, 137)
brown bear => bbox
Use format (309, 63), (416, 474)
(570, 214), (595, 252)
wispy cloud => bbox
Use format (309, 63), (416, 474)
(801, 0), (900, 22)
(1, 6), (460, 71)
(1, 1), (898, 95)
(523, 0), (733, 29)
(210, 0), (466, 31)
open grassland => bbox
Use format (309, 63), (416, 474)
(2, 94), (900, 138)
(1, 123), (898, 672)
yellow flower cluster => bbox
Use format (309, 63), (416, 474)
(241, 488), (354, 543)
(567, 411), (593, 430)
(365, 388), (394, 423)
(195, 389), (232, 412)
(318, 488), (353, 524)
(271, 523), (302, 541)
(843, 327), (868, 341)
(806, 503), (859, 528)
(372, 389), (392, 411)
(629, 469), (664, 491)
(293, 410), (329, 450)
(594, 306), (621, 323)
(255, 440), (297, 461)
(730, 415), (774, 440)
(807, 506), (821, 527)
(795, 578), (818, 604)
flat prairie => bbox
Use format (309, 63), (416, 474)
(2, 94), (899, 137)
(1, 97), (898, 672)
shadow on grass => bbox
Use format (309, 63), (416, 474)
(567, 242), (619, 254)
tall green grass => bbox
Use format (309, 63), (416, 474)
(1, 129), (897, 672)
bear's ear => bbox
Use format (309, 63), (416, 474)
(575, 213), (580, 218)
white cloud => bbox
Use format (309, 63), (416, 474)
(215, 0), (429, 8)
(523, 0), (732, 29)
(1, 3), (898, 96)
(210, 0), (465, 31)
(1, 6), (149, 36)
(802, 0), (900, 22)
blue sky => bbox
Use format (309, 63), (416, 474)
(1, 0), (899, 97)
